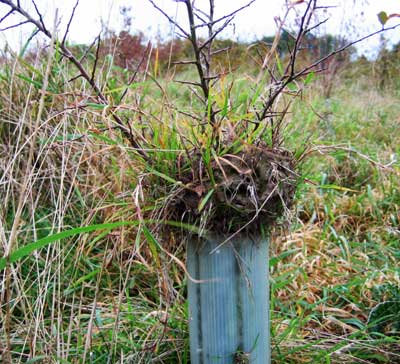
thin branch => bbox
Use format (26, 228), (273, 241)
(165, 102), (202, 121)
(172, 59), (197, 65)
(79, 35), (99, 62)
(315, 5), (337, 10)
(0, 0), (51, 37)
(204, 74), (222, 80)
(192, 6), (208, 24)
(119, 43), (151, 103)
(188, 86), (204, 103)
(182, 0), (210, 101)
(304, 17), (329, 35)
(0, 8), (13, 23)
(256, 16), (400, 130)
(295, 22), (400, 79)
(67, 74), (83, 83)
(174, 79), (203, 87)
(31, 0), (47, 32)
(147, 0), (189, 38)
(0, 19), (28, 30)
(90, 35), (101, 84)
(194, 0), (256, 29)
(210, 46), (231, 56)
(256, 1), (316, 125)
(199, 16), (233, 51)
(62, 0), (79, 45)
(192, 5), (210, 21)
(207, 0), (214, 77)
(289, 0), (316, 78)
(299, 145), (396, 170)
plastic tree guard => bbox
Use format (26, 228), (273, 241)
(187, 236), (270, 364)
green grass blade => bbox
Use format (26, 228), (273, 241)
(17, 74), (43, 89)
(147, 167), (180, 184)
(0, 221), (138, 271)
(0, 219), (203, 271)
(142, 225), (162, 263)
(198, 189), (214, 212)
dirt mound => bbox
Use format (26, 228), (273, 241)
(169, 145), (298, 234)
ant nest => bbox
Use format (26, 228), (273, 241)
(169, 144), (298, 234)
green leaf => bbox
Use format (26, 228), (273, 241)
(250, 84), (263, 107)
(0, 221), (138, 271)
(275, 53), (284, 76)
(17, 74), (43, 89)
(207, 90), (213, 121)
(0, 219), (204, 272)
(269, 248), (299, 268)
(368, 301), (400, 335)
(147, 167), (179, 184)
(19, 29), (38, 57)
(162, 220), (202, 234)
(85, 102), (108, 110)
(287, 82), (297, 91)
(16, 57), (44, 78)
(317, 184), (359, 193)
(378, 11), (388, 26)
(63, 268), (101, 295)
(304, 71), (315, 85)
(89, 132), (118, 145)
(198, 189), (214, 212)
(221, 91), (229, 118)
(142, 226), (162, 263)
(40, 134), (83, 144)
(342, 318), (365, 330)
(26, 356), (48, 364)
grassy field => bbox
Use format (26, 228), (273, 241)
(0, 39), (399, 364)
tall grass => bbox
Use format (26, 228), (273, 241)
(0, 39), (399, 364)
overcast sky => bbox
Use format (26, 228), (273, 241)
(1, 0), (400, 57)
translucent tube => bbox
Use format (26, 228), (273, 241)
(187, 236), (270, 364)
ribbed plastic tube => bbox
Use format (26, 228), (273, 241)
(187, 236), (270, 364)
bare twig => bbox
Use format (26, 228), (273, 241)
(210, 46), (231, 56)
(61, 0), (79, 45)
(119, 43), (151, 103)
(148, 0), (218, 127)
(255, 0), (313, 126)
(147, 0), (189, 38)
(90, 35), (101, 84)
(295, 22), (400, 79)
(194, 0), (256, 29)
(254, 0), (400, 141)
(0, 8), (13, 23)
(78, 35), (99, 62)
(199, 16), (233, 51)
(31, 0), (47, 32)
(299, 144), (396, 171)
(182, 1), (211, 103)
(172, 59), (197, 65)
(0, 19), (28, 31)
(304, 17), (329, 35)
(173, 79), (203, 88)
(288, 0), (316, 80)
